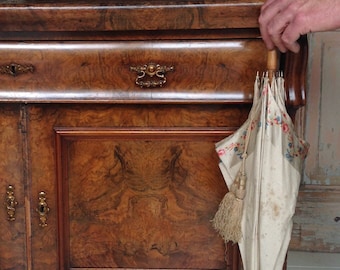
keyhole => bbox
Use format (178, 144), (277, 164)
(10, 64), (17, 76)
(39, 205), (45, 213)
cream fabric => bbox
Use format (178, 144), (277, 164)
(216, 74), (309, 270)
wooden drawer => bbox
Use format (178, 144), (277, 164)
(0, 40), (266, 103)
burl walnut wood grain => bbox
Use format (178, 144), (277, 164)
(0, 0), (263, 32)
(62, 133), (227, 268)
(0, 40), (267, 104)
(0, 1), (309, 269)
(0, 38), (308, 113)
(26, 104), (249, 269)
(0, 104), (26, 270)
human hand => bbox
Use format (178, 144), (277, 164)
(259, 0), (340, 53)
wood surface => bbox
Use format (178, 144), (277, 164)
(58, 129), (227, 268)
(0, 104), (27, 269)
(0, 0), (263, 32)
(0, 1), (309, 269)
(26, 104), (248, 269)
(0, 40), (267, 104)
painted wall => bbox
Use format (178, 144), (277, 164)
(289, 31), (340, 253)
(287, 251), (340, 269)
(304, 31), (340, 186)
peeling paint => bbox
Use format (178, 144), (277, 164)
(304, 33), (340, 186)
(290, 187), (340, 252)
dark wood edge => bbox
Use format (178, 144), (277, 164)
(282, 35), (308, 117)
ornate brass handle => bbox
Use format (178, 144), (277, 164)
(36, 191), (49, 227)
(0, 63), (34, 76)
(4, 185), (18, 221)
(130, 63), (174, 88)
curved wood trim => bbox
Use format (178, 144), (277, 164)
(283, 35), (309, 116)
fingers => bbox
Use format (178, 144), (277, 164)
(259, 0), (301, 53)
(261, 0), (279, 11)
(260, 0), (340, 52)
(259, 0), (286, 50)
(265, 8), (296, 53)
(280, 22), (302, 53)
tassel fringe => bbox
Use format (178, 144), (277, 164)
(212, 171), (246, 243)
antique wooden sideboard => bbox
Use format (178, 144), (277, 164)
(0, 1), (307, 269)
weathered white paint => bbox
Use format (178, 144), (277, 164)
(289, 31), (340, 253)
(304, 31), (340, 186)
(290, 186), (340, 252)
(287, 251), (340, 269)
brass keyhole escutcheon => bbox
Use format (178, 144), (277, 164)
(4, 185), (18, 221)
(0, 63), (34, 76)
(36, 191), (49, 227)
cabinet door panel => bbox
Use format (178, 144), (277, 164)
(28, 104), (248, 270)
(0, 105), (26, 270)
(55, 128), (230, 269)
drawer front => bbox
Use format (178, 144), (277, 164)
(0, 1), (262, 32)
(0, 40), (266, 103)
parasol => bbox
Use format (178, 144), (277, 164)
(212, 50), (309, 269)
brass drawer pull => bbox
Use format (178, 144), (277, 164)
(36, 191), (49, 227)
(130, 63), (174, 88)
(4, 185), (18, 221)
(0, 63), (34, 76)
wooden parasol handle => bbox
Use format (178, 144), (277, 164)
(267, 49), (278, 81)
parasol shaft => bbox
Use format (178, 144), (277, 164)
(267, 49), (278, 81)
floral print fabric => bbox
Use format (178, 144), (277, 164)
(215, 73), (309, 270)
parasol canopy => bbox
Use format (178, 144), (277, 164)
(212, 51), (309, 269)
